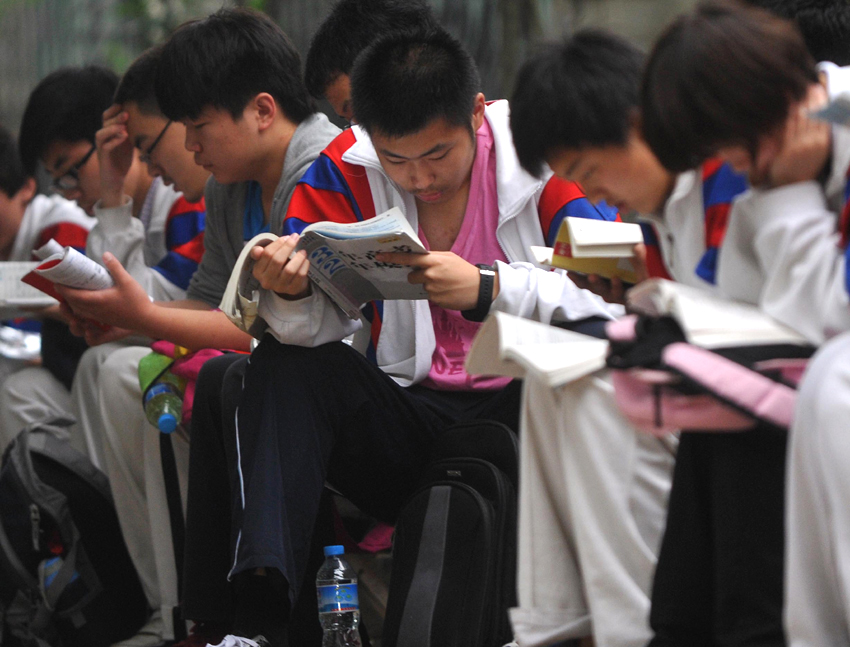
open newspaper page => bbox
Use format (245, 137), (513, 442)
(294, 207), (428, 320)
(466, 311), (609, 388)
(626, 278), (809, 348)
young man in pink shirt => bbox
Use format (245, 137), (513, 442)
(207, 27), (619, 646)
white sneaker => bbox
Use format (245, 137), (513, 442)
(111, 609), (165, 647)
(206, 636), (269, 647)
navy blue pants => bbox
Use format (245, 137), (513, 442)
(231, 337), (522, 605)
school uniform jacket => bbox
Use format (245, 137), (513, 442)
(11, 194), (94, 261)
(717, 62), (850, 344)
(89, 177), (205, 302)
(257, 100), (619, 386)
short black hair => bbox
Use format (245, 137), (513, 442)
(18, 65), (118, 176)
(155, 7), (316, 124)
(510, 30), (645, 178)
(744, 0), (850, 65)
(0, 124), (29, 198)
(114, 46), (163, 116)
(350, 27), (480, 138)
(642, 0), (818, 173)
(305, 0), (439, 100)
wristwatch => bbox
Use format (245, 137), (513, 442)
(461, 264), (496, 322)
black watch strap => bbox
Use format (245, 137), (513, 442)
(461, 264), (496, 322)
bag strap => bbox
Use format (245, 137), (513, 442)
(160, 433), (187, 641)
(662, 342), (797, 432)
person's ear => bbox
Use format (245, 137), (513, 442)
(253, 93), (278, 132)
(471, 92), (486, 132)
(14, 177), (37, 206)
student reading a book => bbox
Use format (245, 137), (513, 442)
(5, 58), (207, 451)
(55, 9), (339, 646)
(191, 27), (618, 647)
(0, 124), (95, 448)
(304, 0), (439, 122)
(636, 3), (850, 645)
(507, 29), (752, 647)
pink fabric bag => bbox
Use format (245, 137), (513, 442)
(606, 315), (813, 436)
(149, 341), (227, 426)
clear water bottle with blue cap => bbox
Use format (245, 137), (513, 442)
(316, 545), (362, 647)
(142, 372), (186, 434)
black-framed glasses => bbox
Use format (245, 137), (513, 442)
(50, 144), (96, 193)
(139, 120), (172, 165)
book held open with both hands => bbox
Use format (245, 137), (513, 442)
(221, 207), (430, 333)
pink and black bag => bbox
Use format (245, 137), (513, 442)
(606, 315), (814, 435)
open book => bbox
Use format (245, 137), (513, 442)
(221, 207), (429, 331)
(465, 311), (609, 387)
(531, 217), (643, 283)
(626, 278), (809, 348)
(21, 239), (114, 302)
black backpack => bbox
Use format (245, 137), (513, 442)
(0, 418), (149, 647)
(382, 420), (518, 647)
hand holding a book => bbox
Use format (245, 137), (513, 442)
(568, 242), (648, 305)
(96, 104), (134, 208)
(250, 234), (312, 299)
(377, 251), (495, 310)
(56, 252), (154, 332)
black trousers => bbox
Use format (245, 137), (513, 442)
(232, 337), (521, 606)
(648, 428), (788, 647)
(183, 340), (520, 631)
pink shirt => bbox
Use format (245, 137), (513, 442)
(419, 119), (512, 391)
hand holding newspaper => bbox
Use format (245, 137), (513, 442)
(221, 207), (429, 332)
(530, 217), (643, 283)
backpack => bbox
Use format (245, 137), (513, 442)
(606, 315), (815, 435)
(0, 418), (149, 647)
(382, 420), (518, 647)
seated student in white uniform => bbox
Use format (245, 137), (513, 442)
(637, 3), (850, 645)
(8, 63), (205, 450)
(508, 29), (749, 647)
(0, 124), (95, 448)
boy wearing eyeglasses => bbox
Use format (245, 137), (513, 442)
(0, 124), (96, 445)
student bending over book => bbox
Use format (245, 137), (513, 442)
(196, 26), (618, 647)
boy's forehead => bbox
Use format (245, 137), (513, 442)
(372, 118), (472, 159)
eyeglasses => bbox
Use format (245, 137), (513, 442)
(50, 144), (96, 193)
(139, 120), (172, 165)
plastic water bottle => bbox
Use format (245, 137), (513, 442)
(142, 372), (186, 434)
(316, 545), (362, 647)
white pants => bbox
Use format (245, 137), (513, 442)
(96, 345), (190, 641)
(785, 332), (850, 646)
(511, 370), (676, 647)
(0, 365), (71, 450)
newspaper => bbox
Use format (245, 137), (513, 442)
(221, 207), (429, 330)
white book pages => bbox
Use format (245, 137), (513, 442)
(626, 278), (809, 348)
(466, 311), (609, 387)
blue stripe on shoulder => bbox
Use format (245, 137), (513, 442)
(703, 164), (748, 208)
(547, 198), (618, 246)
(845, 245), (850, 297)
(152, 253), (198, 291)
(298, 155), (364, 221)
(695, 247), (719, 285)
(167, 209), (206, 248)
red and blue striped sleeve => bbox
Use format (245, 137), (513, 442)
(537, 176), (620, 246)
(34, 222), (90, 256)
(639, 222), (673, 280)
(284, 129), (377, 236)
(152, 196), (206, 291)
